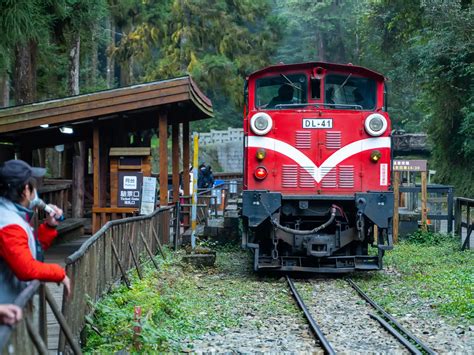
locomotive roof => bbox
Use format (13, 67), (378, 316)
(248, 62), (386, 81)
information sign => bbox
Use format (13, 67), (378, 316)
(118, 172), (143, 207)
(140, 177), (157, 215)
(393, 160), (427, 172)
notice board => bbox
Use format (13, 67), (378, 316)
(118, 172), (143, 207)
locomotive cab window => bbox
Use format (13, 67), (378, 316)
(255, 73), (307, 109)
(324, 74), (376, 110)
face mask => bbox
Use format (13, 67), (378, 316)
(28, 188), (40, 210)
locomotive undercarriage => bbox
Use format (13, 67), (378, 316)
(242, 191), (394, 273)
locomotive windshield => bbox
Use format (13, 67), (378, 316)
(324, 74), (376, 110)
(255, 73), (307, 109)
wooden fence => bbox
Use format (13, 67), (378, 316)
(455, 197), (474, 250)
(0, 205), (177, 354)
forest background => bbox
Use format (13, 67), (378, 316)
(0, 0), (472, 195)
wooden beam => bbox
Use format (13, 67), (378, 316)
(182, 121), (190, 196)
(92, 123), (100, 232)
(182, 122), (190, 227)
(72, 142), (85, 218)
(393, 171), (400, 243)
(172, 123), (180, 203)
(421, 171), (428, 231)
(99, 131), (108, 208)
(158, 111), (168, 206)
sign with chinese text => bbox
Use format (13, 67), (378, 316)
(393, 160), (427, 172)
(140, 177), (157, 215)
(118, 172), (143, 207)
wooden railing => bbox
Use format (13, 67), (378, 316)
(0, 205), (178, 354)
(180, 179), (242, 229)
(38, 180), (72, 218)
(0, 281), (82, 355)
(455, 197), (474, 250)
(91, 207), (138, 233)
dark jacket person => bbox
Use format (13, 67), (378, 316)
(0, 160), (70, 303)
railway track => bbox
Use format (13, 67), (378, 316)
(286, 276), (436, 354)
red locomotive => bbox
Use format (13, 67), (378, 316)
(242, 62), (394, 272)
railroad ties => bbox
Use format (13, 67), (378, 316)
(286, 277), (435, 355)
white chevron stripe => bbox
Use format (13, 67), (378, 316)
(248, 136), (391, 183)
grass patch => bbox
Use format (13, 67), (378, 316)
(353, 231), (473, 324)
(83, 247), (293, 352)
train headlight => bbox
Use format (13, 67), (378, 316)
(254, 166), (268, 180)
(250, 112), (273, 135)
(364, 113), (387, 136)
(256, 149), (266, 160)
(370, 150), (382, 163)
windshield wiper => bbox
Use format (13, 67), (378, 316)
(274, 103), (319, 109)
(280, 74), (302, 91)
(334, 73), (352, 96)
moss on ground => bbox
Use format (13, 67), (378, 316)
(353, 232), (473, 324)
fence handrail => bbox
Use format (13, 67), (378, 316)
(455, 197), (474, 204)
(0, 281), (41, 351)
(66, 205), (173, 264)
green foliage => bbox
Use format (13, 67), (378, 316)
(404, 230), (453, 245)
(84, 248), (296, 352)
(1, 0), (472, 193)
(354, 236), (474, 322)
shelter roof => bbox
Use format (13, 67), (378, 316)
(0, 76), (212, 149)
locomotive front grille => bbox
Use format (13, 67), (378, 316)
(325, 131), (341, 149)
(321, 167), (337, 188)
(295, 131), (311, 149)
(339, 165), (355, 188)
(282, 165), (298, 187)
(299, 167), (315, 188)
(280, 165), (354, 189)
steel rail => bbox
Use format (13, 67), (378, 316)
(347, 279), (435, 355)
(369, 313), (422, 355)
(286, 276), (336, 355)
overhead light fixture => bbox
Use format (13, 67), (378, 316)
(40, 124), (49, 128)
(59, 126), (74, 134)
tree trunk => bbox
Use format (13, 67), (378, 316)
(180, 0), (190, 71)
(0, 71), (9, 107)
(106, 19), (115, 89)
(316, 32), (326, 62)
(13, 40), (37, 105)
(91, 32), (98, 88)
(68, 34), (80, 96)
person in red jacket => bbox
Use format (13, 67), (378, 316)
(0, 160), (70, 303)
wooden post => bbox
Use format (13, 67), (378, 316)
(72, 142), (85, 218)
(158, 112), (168, 206)
(393, 171), (400, 243)
(92, 124), (100, 232)
(182, 122), (190, 226)
(172, 123), (180, 203)
(421, 170), (428, 231)
(158, 111), (169, 244)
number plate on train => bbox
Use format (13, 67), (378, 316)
(302, 118), (333, 129)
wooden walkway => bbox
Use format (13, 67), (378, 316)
(44, 235), (90, 354)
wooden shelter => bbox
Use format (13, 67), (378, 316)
(0, 76), (213, 236)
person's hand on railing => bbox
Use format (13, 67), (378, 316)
(61, 275), (71, 299)
(0, 304), (22, 325)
